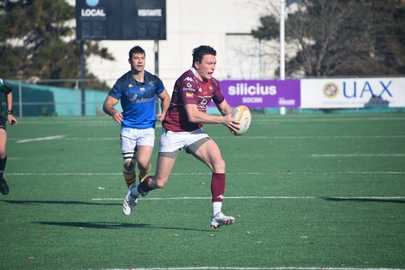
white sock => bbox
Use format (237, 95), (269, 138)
(212, 201), (222, 217)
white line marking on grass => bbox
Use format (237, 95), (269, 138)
(172, 172), (262, 176)
(16, 135), (65, 144)
(7, 171), (405, 177)
(65, 137), (117, 141)
(312, 153), (405, 158)
(11, 136), (117, 142)
(91, 196), (405, 202)
(8, 172), (122, 176)
(18, 120), (112, 125)
(92, 196), (318, 201)
(9, 135), (405, 142)
(325, 196), (405, 200)
(99, 266), (405, 270)
(6, 172), (262, 176)
(287, 171), (405, 175)
(213, 135), (405, 140)
(254, 116), (405, 122)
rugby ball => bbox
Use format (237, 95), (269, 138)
(231, 105), (251, 135)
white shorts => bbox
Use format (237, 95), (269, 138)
(159, 128), (210, 153)
(120, 127), (155, 159)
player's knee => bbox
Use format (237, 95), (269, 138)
(123, 159), (135, 174)
(0, 146), (6, 159)
(137, 158), (150, 171)
(212, 158), (226, 173)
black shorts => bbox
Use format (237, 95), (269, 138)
(0, 116), (6, 130)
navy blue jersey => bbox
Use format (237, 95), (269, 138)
(109, 71), (165, 129)
(0, 79), (12, 115)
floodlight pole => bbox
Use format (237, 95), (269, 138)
(280, 0), (286, 80)
(79, 40), (86, 116)
(154, 40), (161, 114)
(154, 40), (159, 76)
(279, 0), (287, 115)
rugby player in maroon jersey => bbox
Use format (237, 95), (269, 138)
(122, 45), (239, 229)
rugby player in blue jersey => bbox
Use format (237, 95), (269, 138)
(0, 78), (17, 195)
(103, 46), (170, 195)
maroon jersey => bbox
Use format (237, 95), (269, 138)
(163, 68), (225, 132)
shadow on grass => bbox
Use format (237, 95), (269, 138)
(0, 199), (119, 206)
(33, 221), (211, 232)
(322, 197), (405, 204)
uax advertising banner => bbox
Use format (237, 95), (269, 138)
(301, 78), (405, 108)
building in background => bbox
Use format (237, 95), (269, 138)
(71, 0), (278, 90)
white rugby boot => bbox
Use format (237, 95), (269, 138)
(210, 212), (235, 229)
(122, 188), (138, 216)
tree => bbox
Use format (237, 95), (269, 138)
(251, 0), (405, 77)
(0, 0), (114, 88)
(370, 0), (405, 74)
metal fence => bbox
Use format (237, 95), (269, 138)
(7, 79), (109, 118)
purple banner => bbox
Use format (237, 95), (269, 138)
(219, 80), (301, 108)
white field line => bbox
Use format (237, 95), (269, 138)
(18, 116), (405, 125)
(98, 267), (405, 270)
(9, 135), (405, 142)
(215, 135), (405, 140)
(253, 117), (405, 122)
(91, 196), (405, 202)
(16, 135), (65, 144)
(5, 172), (262, 176)
(312, 153), (405, 158)
(287, 171), (405, 175)
(10, 137), (117, 142)
(65, 137), (117, 141)
(6, 171), (405, 176)
(16, 120), (113, 125)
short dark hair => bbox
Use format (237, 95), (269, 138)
(129, 46), (145, 59)
(192, 45), (216, 68)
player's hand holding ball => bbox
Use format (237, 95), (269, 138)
(223, 114), (240, 135)
(230, 105), (251, 136)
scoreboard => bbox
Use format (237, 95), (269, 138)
(76, 0), (166, 40)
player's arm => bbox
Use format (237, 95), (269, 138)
(103, 95), (122, 124)
(180, 77), (238, 130)
(158, 89), (170, 121)
(216, 99), (233, 116)
(180, 78), (227, 125)
(185, 103), (229, 124)
(212, 85), (239, 132)
(5, 88), (17, 125)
